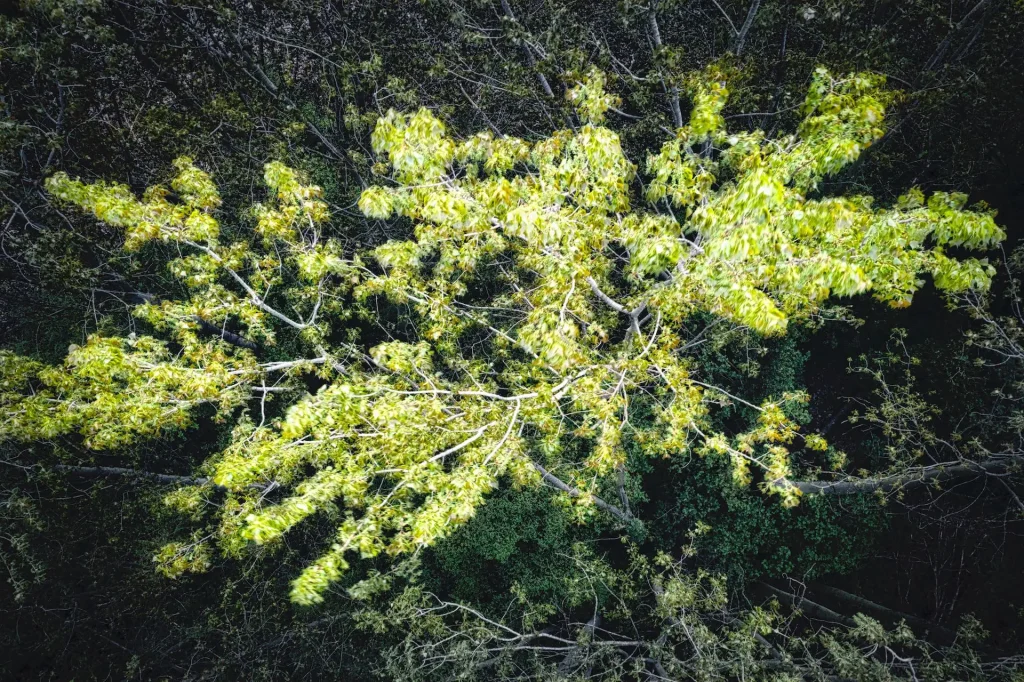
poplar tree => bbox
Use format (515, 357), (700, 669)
(0, 67), (1004, 606)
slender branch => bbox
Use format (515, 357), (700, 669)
(734, 0), (761, 56)
(587, 277), (627, 314)
(788, 456), (1019, 496)
(259, 357), (329, 372)
(807, 583), (960, 644)
(457, 82), (503, 135)
(92, 289), (258, 350)
(923, 0), (995, 73)
(183, 240), (308, 330)
(819, 400), (857, 437)
(588, 276), (652, 344)
(191, 317), (258, 350)
(761, 582), (856, 626)
(498, 0), (555, 98)
(997, 476), (1024, 514)
(50, 464), (207, 487)
(533, 462), (633, 523)
(230, 33), (354, 168)
(616, 465), (632, 517)
(47, 464), (274, 491)
(708, 0), (739, 35)
(688, 379), (764, 411)
(377, 387), (541, 402)
(428, 424), (493, 462)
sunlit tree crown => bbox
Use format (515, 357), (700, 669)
(0, 66), (1003, 605)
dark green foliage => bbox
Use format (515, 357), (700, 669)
(650, 453), (887, 582)
(422, 486), (590, 610)
(648, 324), (885, 581)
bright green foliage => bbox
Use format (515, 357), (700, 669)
(0, 336), (252, 449)
(0, 67), (1004, 605)
(567, 67), (621, 124)
(45, 157), (353, 346)
(217, 375), (536, 605)
(47, 157), (222, 251)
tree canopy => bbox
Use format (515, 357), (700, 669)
(2, 0), (1024, 679)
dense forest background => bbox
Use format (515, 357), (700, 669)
(2, 0), (1024, 680)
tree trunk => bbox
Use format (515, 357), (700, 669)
(47, 464), (274, 491)
(646, 7), (684, 128)
(789, 457), (1016, 497)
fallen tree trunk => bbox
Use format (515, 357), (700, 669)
(789, 456), (1017, 497)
